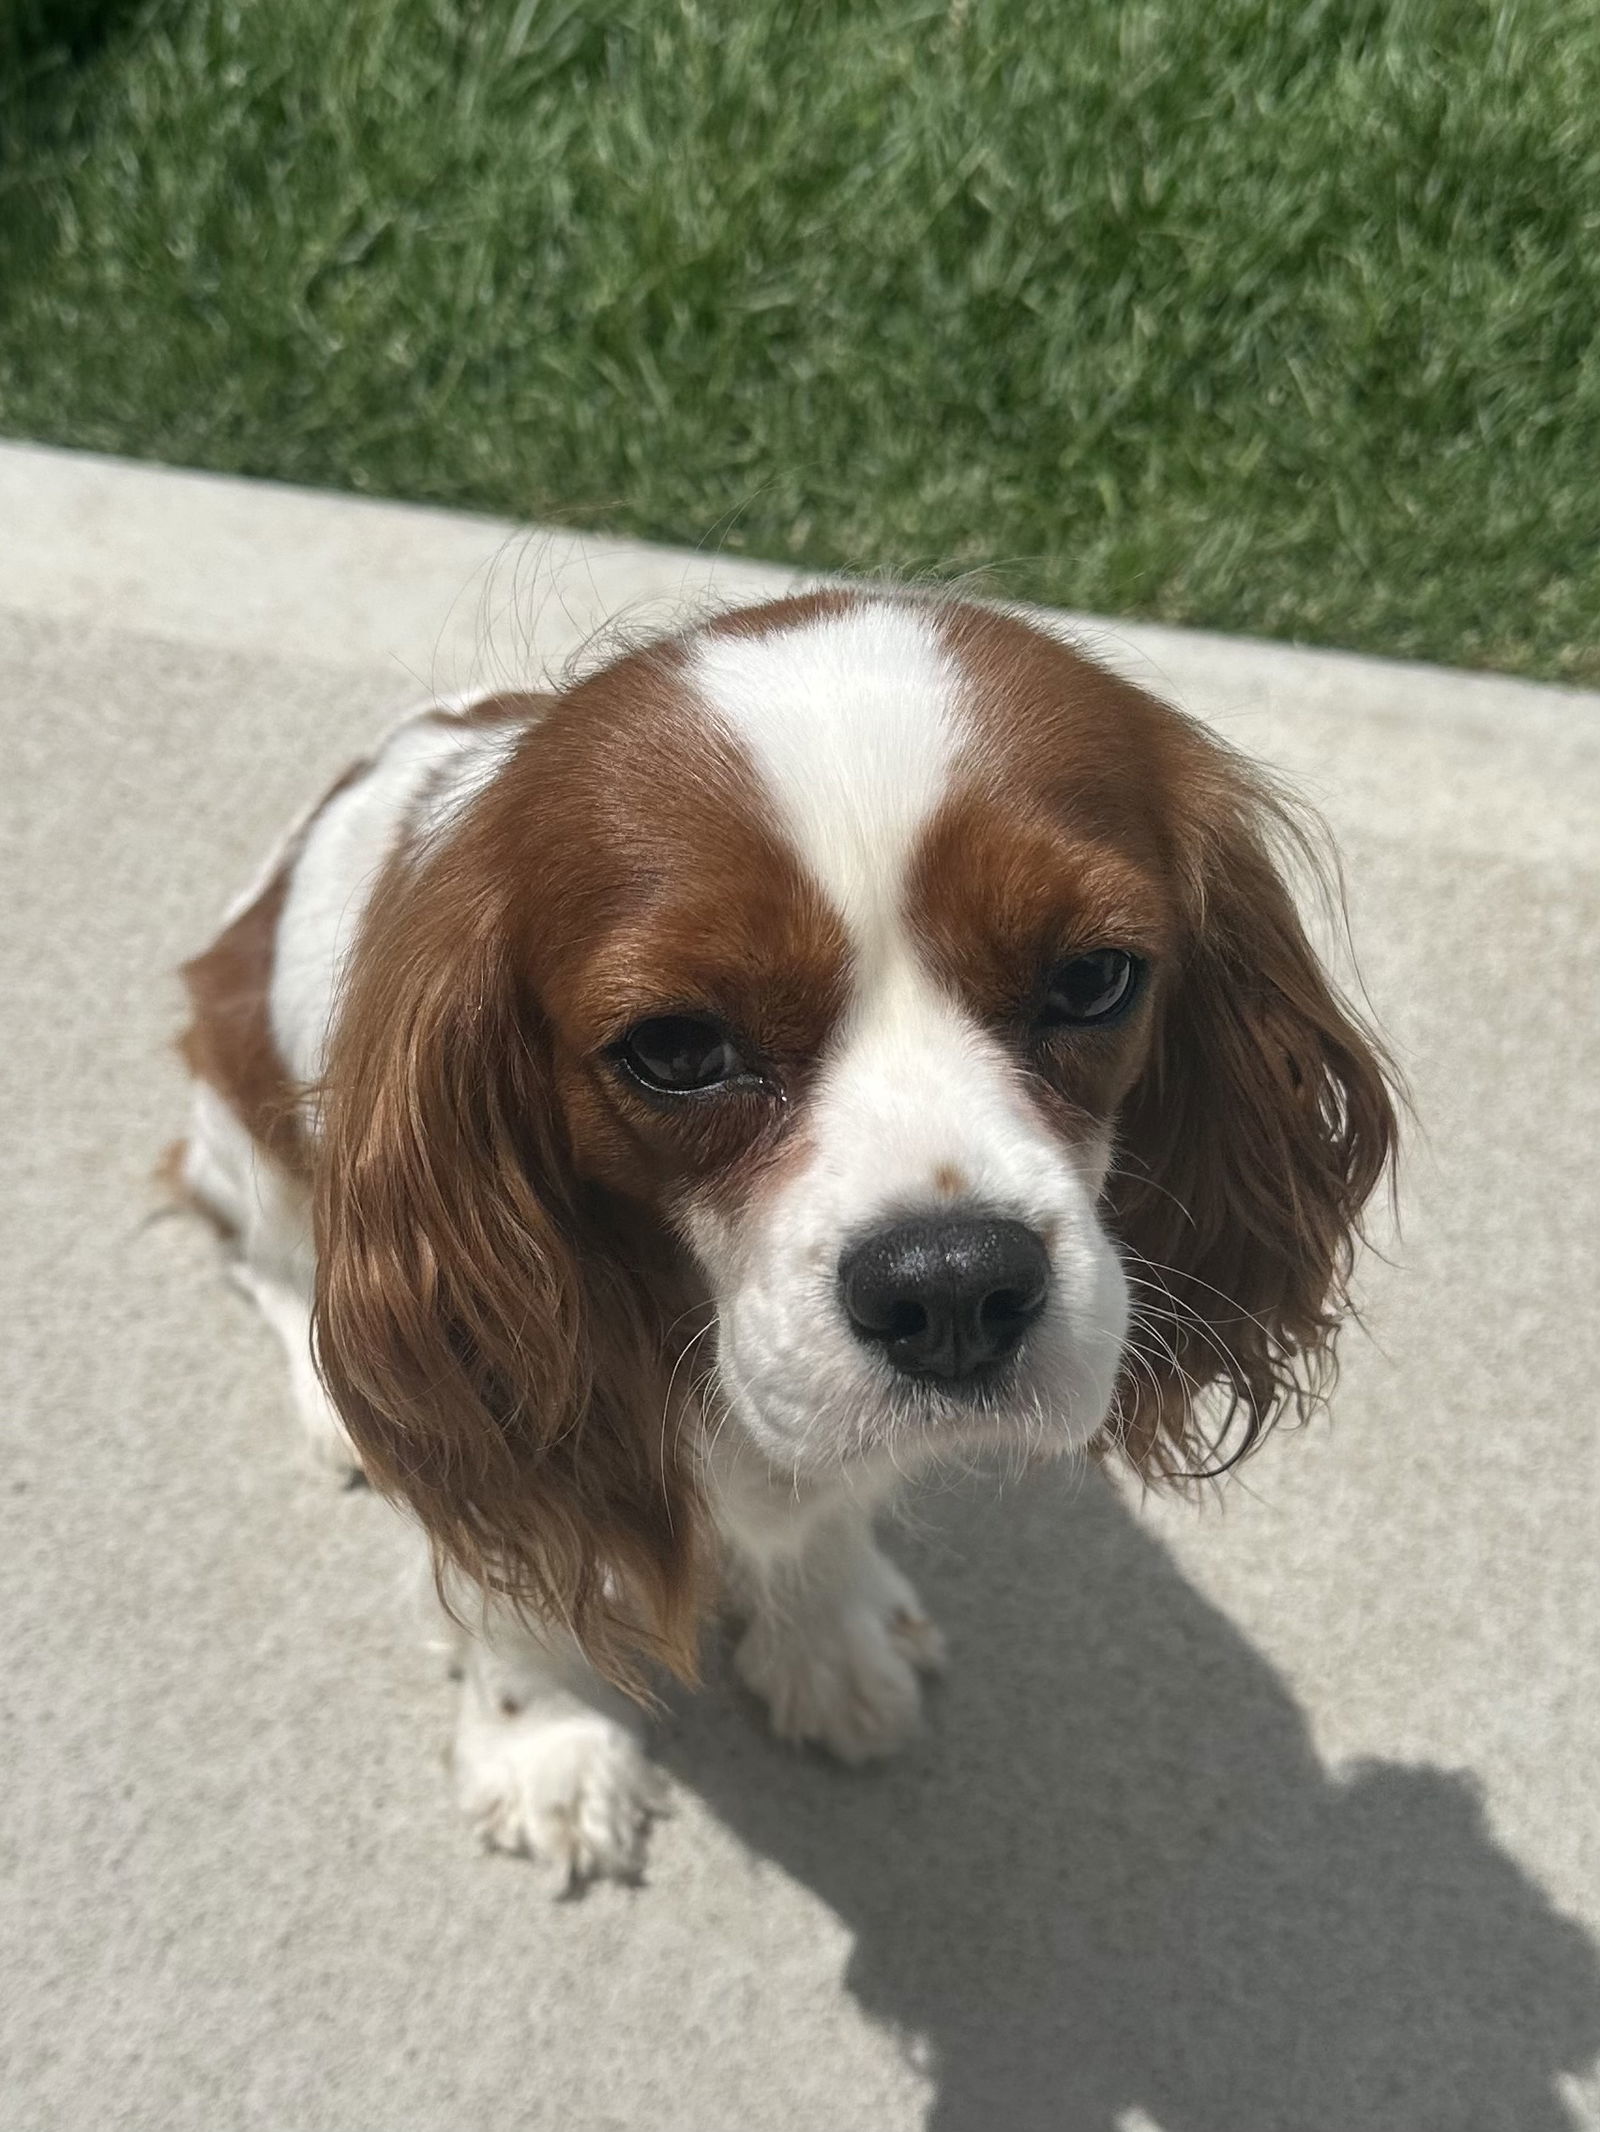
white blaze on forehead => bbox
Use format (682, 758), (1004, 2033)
(691, 601), (964, 954)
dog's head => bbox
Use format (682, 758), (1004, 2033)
(313, 593), (1397, 1683)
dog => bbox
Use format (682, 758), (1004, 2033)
(176, 589), (1397, 1884)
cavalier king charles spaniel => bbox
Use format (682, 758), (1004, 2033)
(177, 590), (1396, 1885)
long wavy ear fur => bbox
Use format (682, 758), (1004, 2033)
(1106, 748), (1400, 1482)
(310, 839), (701, 1695)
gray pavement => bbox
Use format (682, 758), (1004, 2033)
(2, 440), (1597, 2132)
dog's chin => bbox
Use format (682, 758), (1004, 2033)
(715, 1340), (1106, 1482)
(870, 1366), (1103, 1471)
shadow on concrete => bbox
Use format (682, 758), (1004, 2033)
(664, 1470), (1600, 2132)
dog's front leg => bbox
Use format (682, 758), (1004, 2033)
(445, 1592), (665, 1890)
(714, 1458), (946, 1763)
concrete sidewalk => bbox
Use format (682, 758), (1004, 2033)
(2, 440), (1597, 2132)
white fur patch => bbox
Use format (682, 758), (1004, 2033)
(409, 720), (526, 853)
(182, 1084), (358, 1478)
(270, 707), (527, 1088)
(691, 600), (963, 959)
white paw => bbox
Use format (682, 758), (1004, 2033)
(452, 1701), (665, 1888)
(735, 1578), (946, 1765)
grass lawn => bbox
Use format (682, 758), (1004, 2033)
(2, 0), (1597, 682)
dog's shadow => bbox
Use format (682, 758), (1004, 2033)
(661, 1470), (1599, 2132)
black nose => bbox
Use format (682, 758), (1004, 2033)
(838, 1216), (1051, 1385)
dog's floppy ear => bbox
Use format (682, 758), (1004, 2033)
(1106, 750), (1399, 1480)
(310, 837), (701, 1693)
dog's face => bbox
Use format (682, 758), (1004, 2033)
(525, 597), (1175, 1474)
(314, 594), (1396, 1682)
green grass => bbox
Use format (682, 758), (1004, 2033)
(3, 0), (1598, 681)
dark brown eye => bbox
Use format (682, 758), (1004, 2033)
(614, 1015), (752, 1096)
(1038, 950), (1143, 1029)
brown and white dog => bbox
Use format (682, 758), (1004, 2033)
(177, 591), (1396, 1884)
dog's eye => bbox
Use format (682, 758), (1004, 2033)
(615, 1015), (751, 1095)
(1038, 950), (1143, 1029)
